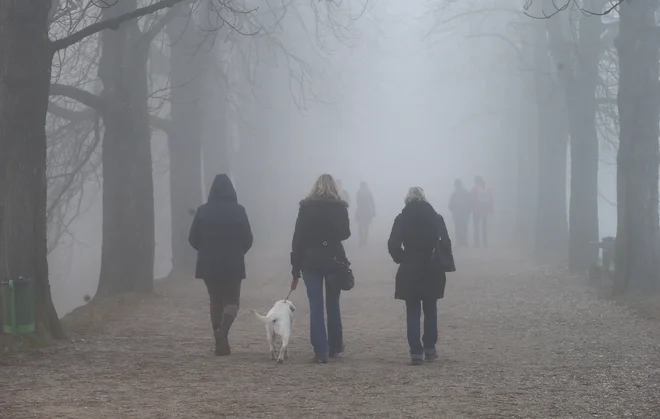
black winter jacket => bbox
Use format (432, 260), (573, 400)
(291, 198), (351, 277)
(189, 174), (253, 281)
(388, 200), (451, 300)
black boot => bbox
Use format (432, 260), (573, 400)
(210, 304), (227, 356)
(214, 313), (234, 356)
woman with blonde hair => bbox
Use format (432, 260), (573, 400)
(291, 174), (351, 363)
(388, 187), (451, 365)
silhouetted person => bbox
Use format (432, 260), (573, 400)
(448, 179), (471, 248)
(336, 179), (351, 205)
(471, 175), (493, 248)
(189, 174), (253, 356)
(355, 182), (376, 247)
(388, 187), (451, 365)
(291, 174), (351, 363)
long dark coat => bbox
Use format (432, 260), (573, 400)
(388, 200), (451, 301)
(291, 198), (351, 277)
(189, 174), (253, 281)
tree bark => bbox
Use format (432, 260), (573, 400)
(165, 13), (208, 277)
(614, 0), (660, 293)
(0, 0), (64, 339)
(202, 102), (230, 196)
(95, 1), (156, 298)
(512, 36), (538, 249)
(533, 21), (569, 264)
(545, 5), (603, 273)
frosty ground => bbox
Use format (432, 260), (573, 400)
(2, 245), (660, 419)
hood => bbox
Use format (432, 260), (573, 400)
(299, 197), (348, 207)
(208, 174), (237, 203)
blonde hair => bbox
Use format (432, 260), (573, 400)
(405, 187), (427, 204)
(307, 174), (341, 201)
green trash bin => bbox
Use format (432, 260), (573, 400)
(1, 276), (36, 335)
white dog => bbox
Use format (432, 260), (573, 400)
(250, 300), (296, 363)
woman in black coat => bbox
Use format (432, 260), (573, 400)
(189, 174), (253, 356)
(388, 186), (451, 365)
(291, 174), (351, 363)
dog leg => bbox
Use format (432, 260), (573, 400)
(268, 330), (277, 360)
(284, 320), (292, 359)
(266, 328), (276, 360)
(277, 333), (290, 364)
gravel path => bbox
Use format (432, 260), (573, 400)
(2, 246), (659, 418)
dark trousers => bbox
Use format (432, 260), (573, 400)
(405, 299), (438, 358)
(357, 221), (370, 247)
(473, 212), (488, 247)
(202, 278), (242, 331)
(303, 271), (343, 356)
(453, 214), (469, 248)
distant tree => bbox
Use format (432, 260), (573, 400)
(541, 0), (605, 272)
(613, 0), (660, 292)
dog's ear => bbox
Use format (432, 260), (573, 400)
(287, 301), (296, 313)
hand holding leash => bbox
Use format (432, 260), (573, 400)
(284, 277), (298, 302)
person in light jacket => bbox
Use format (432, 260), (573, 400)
(355, 181), (376, 247)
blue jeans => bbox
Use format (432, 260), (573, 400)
(303, 271), (343, 357)
(405, 299), (438, 358)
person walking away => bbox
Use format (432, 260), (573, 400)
(189, 174), (253, 356)
(355, 182), (376, 247)
(388, 187), (451, 365)
(448, 179), (471, 248)
(471, 176), (493, 248)
(291, 174), (351, 363)
(336, 179), (351, 205)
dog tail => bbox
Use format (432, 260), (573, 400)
(249, 309), (271, 324)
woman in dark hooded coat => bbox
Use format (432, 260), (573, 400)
(189, 174), (253, 356)
(388, 187), (451, 365)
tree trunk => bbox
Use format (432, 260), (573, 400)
(0, 0), (64, 339)
(95, 2), (155, 298)
(202, 105), (230, 195)
(614, 0), (660, 293)
(533, 23), (569, 264)
(512, 38), (538, 249)
(165, 15), (207, 277)
(235, 132), (270, 237)
(565, 8), (603, 273)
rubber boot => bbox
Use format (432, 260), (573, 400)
(210, 304), (226, 356)
(214, 313), (234, 356)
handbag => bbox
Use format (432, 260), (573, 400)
(431, 239), (456, 273)
(332, 256), (355, 291)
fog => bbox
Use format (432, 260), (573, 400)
(43, 0), (620, 316)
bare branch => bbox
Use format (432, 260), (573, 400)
(50, 83), (108, 113)
(51, 0), (185, 52)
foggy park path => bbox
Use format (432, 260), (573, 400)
(3, 245), (660, 418)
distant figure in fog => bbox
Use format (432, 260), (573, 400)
(388, 187), (451, 365)
(336, 179), (351, 205)
(291, 174), (351, 363)
(448, 179), (471, 248)
(355, 182), (376, 247)
(471, 176), (493, 248)
(189, 174), (253, 356)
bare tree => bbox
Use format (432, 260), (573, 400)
(613, 0), (660, 292)
(0, 0), (197, 340)
(542, 1), (605, 273)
